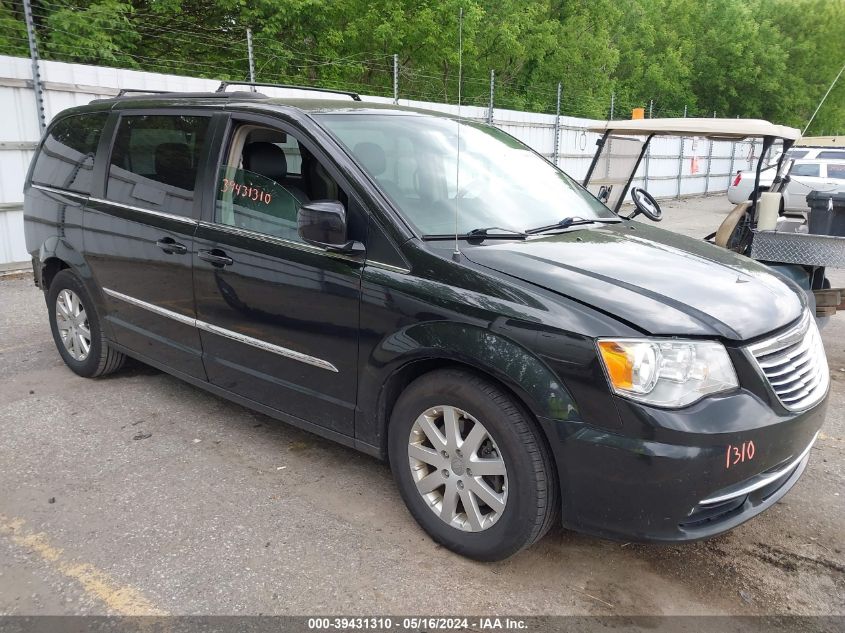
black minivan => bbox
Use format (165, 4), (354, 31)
(23, 87), (829, 561)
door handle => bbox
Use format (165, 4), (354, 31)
(155, 237), (188, 255)
(198, 249), (234, 267)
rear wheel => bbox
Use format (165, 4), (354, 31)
(47, 270), (125, 378)
(388, 369), (558, 561)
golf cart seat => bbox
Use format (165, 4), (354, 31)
(714, 202), (751, 248)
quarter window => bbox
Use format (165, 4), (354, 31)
(31, 113), (107, 194)
(827, 164), (845, 181)
(107, 114), (210, 216)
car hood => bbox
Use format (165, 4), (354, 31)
(463, 222), (804, 341)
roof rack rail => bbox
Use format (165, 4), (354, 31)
(116, 88), (174, 97)
(216, 81), (362, 101)
(93, 90), (269, 104)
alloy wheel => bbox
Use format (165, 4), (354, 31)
(407, 405), (508, 532)
(55, 289), (91, 361)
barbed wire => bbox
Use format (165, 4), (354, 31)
(3, 4), (747, 122)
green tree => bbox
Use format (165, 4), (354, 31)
(0, 0), (842, 132)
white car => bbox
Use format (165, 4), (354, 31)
(728, 150), (845, 213)
(782, 161), (845, 212)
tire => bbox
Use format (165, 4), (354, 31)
(46, 269), (125, 378)
(388, 368), (559, 561)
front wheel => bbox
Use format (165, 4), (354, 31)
(388, 369), (559, 561)
(47, 269), (125, 378)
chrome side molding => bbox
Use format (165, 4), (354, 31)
(102, 287), (338, 372)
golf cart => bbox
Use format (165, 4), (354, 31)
(583, 118), (845, 319)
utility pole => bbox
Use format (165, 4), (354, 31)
(246, 28), (256, 90)
(23, 0), (45, 133)
(487, 69), (495, 124)
(393, 53), (399, 104)
(610, 92), (615, 120)
(553, 82), (561, 165)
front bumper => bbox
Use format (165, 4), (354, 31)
(539, 390), (827, 542)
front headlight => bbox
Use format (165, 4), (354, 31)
(596, 338), (738, 408)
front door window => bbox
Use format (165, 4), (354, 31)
(215, 126), (346, 242)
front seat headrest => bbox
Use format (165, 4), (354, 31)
(354, 142), (386, 176)
(243, 142), (288, 181)
(154, 142), (193, 189)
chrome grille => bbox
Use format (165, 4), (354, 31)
(748, 311), (829, 411)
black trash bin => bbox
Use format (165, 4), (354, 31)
(806, 190), (845, 236)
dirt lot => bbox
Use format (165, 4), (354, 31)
(0, 196), (843, 616)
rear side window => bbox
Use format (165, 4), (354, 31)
(786, 150), (809, 160)
(107, 114), (210, 217)
(817, 151), (845, 160)
(828, 164), (845, 181)
(791, 163), (820, 177)
(31, 113), (107, 194)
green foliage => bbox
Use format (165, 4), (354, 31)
(0, 1), (30, 57)
(1, 0), (843, 132)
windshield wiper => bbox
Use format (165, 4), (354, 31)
(422, 226), (527, 241)
(467, 226), (527, 238)
(525, 216), (620, 235)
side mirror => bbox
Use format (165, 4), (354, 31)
(297, 200), (365, 254)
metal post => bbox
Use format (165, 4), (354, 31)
(644, 102), (652, 188)
(23, 0), (45, 133)
(704, 138), (714, 195)
(393, 53), (399, 104)
(487, 69), (495, 124)
(246, 28), (256, 90)
(683, 104), (687, 118)
(553, 82), (561, 165)
(713, 110), (717, 118)
(610, 92), (615, 120)
(727, 140), (737, 188)
(677, 137), (685, 199)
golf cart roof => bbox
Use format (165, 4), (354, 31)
(588, 118), (801, 141)
(797, 136), (843, 148)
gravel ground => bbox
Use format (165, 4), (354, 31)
(0, 195), (843, 616)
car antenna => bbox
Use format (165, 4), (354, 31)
(452, 7), (464, 263)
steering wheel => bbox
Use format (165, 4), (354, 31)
(629, 187), (663, 222)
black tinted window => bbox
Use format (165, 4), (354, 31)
(817, 151), (845, 160)
(31, 113), (107, 194)
(107, 115), (210, 216)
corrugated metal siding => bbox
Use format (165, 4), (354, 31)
(1, 54), (748, 266)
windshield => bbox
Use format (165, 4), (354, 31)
(316, 114), (615, 235)
(584, 134), (646, 211)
